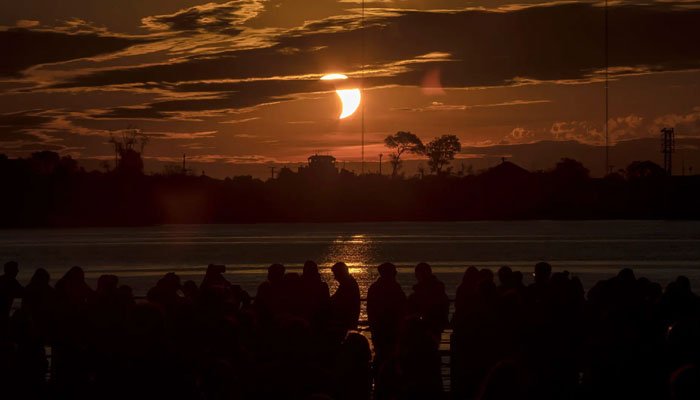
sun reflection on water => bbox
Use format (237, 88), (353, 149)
(320, 234), (379, 322)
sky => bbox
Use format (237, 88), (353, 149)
(1, 0), (700, 178)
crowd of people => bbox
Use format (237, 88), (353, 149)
(1, 259), (700, 399)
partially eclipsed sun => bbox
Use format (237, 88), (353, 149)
(321, 74), (361, 119)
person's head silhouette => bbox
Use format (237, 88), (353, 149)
(3, 261), (19, 278)
(676, 275), (691, 293)
(415, 262), (433, 283)
(533, 262), (552, 285)
(162, 272), (181, 290)
(463, 266), (478, 283)
(498, 266), (513, 286)
(30, 268), (50, 286)
(331, 262), (349, 281)
(378, 262), (397, 279)
(97, 274), (119, 293)
(617, 267), (635, 283)
(268, 263), (285, 282)
(64, 266), (85, 282)
(303, 260), (320, 278)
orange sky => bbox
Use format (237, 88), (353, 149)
(2, 1), (700, 177)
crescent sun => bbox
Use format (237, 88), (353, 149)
(321, 74), (362, 119)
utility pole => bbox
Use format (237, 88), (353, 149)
(661, 127), (675, 176)
(604, 0), (610, 177)
(379, 153), (383, 175)
(269, 166), (276, 180)
(361, 0), (365, 175)
(182, 153), (186, 174)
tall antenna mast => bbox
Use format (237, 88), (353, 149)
(604, 0), (609, 175)
(361, 0), (365, 175)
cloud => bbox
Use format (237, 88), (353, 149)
(148, 130), (218, 140)
(503, 127), (538, 144)
(608, 114), (646, 141)
(651, 107), (700, 136)
(0, 110), (53, 142)
(45, 3), (700, 117)
(141, 1), (265, 34)
(550, 121), (604, 144)
(546, 108), (700, 146)
(221, 117), (261, 124)
(400, 99), (551, 112)
(152, 153), (282, 164)
(15, 20), (39, 28)
(0, 28), (150, 76)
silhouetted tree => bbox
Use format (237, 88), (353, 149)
(28, 151), (60, 175)
(109, 128), (149, 175)
(552, 158), (589, 182)
(384, 131), (425, 177)
(626, 160), (665, 180)
(425, 135), (461, 174)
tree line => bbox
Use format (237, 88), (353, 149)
(1, 145), (699, 227)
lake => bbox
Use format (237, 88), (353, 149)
(2, 220), (700, 297)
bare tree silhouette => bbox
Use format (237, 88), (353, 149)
(384, 131), (425, 177)
(109, 127), (150, 174)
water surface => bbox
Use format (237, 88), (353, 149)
(2, 221), (700, 296)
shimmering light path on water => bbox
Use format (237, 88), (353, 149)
(2, 221), (700, 297)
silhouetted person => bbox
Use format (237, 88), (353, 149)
(497, 265), (513, 287)
(281, 272), (305, 316)
(201, 263), (232, 292)
(330, 262), (361, 337)
(527, 261), (552, 305)
(453, 266), (479, 325)
(660, 275), (700, 327)
(118, 284), (135, 306)
(0, 261), (23, 338)
(367, 262), (406, 365)
(7, 260), (700, 399)
(93, 274), (119, 301)
(396, 316), (443, 399)
(333, 332), (372, 400)
(147, 272), (182, 308)
(477, 360), (524, 400)
(52, 266), (93, 397)
(255, 263), (286, 319)
(407, 262), (449, 338)
(55, 266), (92, 308)
(182, 280), (199, 304)
(671, 364), (700, 400)
(300, 260), (330, 323)
(20, 268), (56, 341)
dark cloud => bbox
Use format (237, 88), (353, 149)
(0, 110), (52, 141)
(0, 0), (222, 34)
(0, 28), (149, 76)
(50, 3), (700, 115)
(93, 106), (170, 120)
(141, 1), (263, 34)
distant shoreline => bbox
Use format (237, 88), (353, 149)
(3, 152), (700, 227)
(4, 216), (700, 230)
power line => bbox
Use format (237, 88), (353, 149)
(605, 0), (609, 175)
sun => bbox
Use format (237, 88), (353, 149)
(321, 74), (361, 119)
